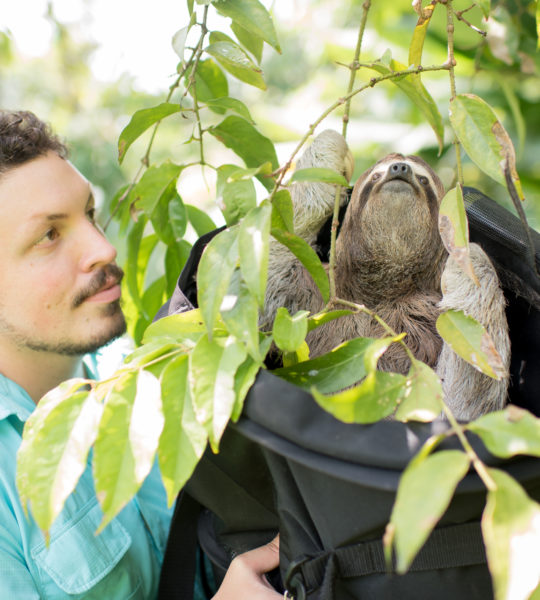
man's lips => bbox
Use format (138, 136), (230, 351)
(84, 280), (122, 303)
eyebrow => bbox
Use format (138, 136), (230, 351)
(31, 191), (95, 222)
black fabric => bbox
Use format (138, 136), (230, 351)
(157, 491), (202, 600)
(157, 187), (540, 599)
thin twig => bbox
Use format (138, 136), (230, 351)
(269, 62), (450, 200)
(445, 0), (464, 185)
(327, 1), (371, 299)
(105, 6), (210, 231)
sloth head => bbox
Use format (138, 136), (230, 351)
(336, 154), (446, 300)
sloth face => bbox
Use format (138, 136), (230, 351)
(337, 154), (445, 268)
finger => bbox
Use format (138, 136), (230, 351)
(238, 535), (280, 574)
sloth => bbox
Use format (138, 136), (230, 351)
(263, 130), (511, 421)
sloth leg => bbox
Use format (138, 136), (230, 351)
(262, 130), (353, 327)
(436, 243), (510, 421)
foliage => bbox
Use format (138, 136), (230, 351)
(15, 1), (540, 599)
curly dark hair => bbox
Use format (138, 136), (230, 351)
(0, 110), (68, 177)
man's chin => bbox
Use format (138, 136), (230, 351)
(56, 312), (127, 357)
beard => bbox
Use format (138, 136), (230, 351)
(0, 264), (127, 357)
(0, 302), (127, 357)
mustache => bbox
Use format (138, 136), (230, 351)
(72, 264), (124, 308)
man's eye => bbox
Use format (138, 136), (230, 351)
(87, 208), (96, 223)
(36, 228), (59, 246)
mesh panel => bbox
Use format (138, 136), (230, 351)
(464, 187), (540, 265)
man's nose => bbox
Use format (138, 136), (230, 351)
(79, 222), (117, 271)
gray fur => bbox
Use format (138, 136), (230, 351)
(264, 130), (510, 421)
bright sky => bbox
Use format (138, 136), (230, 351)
(2, 0), (318, 94)
(2, 0), (188, 92)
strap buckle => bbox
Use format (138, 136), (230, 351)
(284, 556), (308, 600)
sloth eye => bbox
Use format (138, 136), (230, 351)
(372, 172), (381, 181)
(418, 176), (429, 186)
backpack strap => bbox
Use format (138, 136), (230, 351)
(285, 521), (487, 600)
(157, 491), (202, 600)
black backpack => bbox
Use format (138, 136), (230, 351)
(157, 187), (540, 600)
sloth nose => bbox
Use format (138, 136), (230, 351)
(389, 162), (411, 176)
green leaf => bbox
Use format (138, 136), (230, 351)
(239, 201), (271, 306)
(482, 469), (540, 600)
(312, 370), (407, 424)
(205, 40), (267, 90)
(158, 355), (208, 505)
(368, 58), (443, 154)
(143, 309), (223, 343)
(367, 58), (444, 155)
(271, 189), (294, 233)
(118, 103), (180, 163)
(449, 94), (524, 199)
(16, 380), (99, 532)
(272, 308), (310, 353)
(165, 241), (191, 297)
(395, 360), (444, 423)
(232, 353), (264, 421)
(94, 370), (163, 530)
(468, 406), (540, 459)
(169, 192), (188, 240)
(217, 164), (257, 226)
(189, 334), (247, 451)
(213, 0), (281, 52)
(387, 450), (470, 573)
(537, 1), (540, 50)
(187, 59), (228, 110)
(274, 336), (372, 393)
(290, 167), (349, 186)
(478, 0), (490, 19)
(438, 184), (478, 284)
(307, 309), (353, 332)
(131, 162), (183, 216)
(172, 16), (195, 59)
(221, 271), (262, 360)
(205, 96), (254, 123)
(408, 2), (437, 71)
(270, 228), (329, 302)
(151, 181), (181, 246)
(186, 204), (217, 237)
(197, 228), (239, 336)
(124, 339), (182, 368)
(364, 334), (406, 372)
(209, 116), (278, 191)
(231, 21), (263, 63)
(125, 217), (153, 318)
(283, 341), (310, 367)
(436, 309), (507, 379)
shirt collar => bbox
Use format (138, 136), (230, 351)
(0, 338), (131, 424)
(0, 373), (35, 423)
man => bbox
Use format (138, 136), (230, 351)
(0, 110), (281, 599)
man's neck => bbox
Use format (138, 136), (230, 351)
(0, 344), (83, 404)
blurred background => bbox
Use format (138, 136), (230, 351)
(2, 0), (539, 234)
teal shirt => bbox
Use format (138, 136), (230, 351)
(0, 345), (174, 599)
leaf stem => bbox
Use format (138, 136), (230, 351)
(442, 403), (497, 491)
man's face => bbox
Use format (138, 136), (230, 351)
(0, 151), (126, 357)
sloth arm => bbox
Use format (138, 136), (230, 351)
(262, 130), (352, 327)
(436, 243), (511, 421)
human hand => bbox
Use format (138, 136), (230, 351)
(212, 535), (281, 600)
